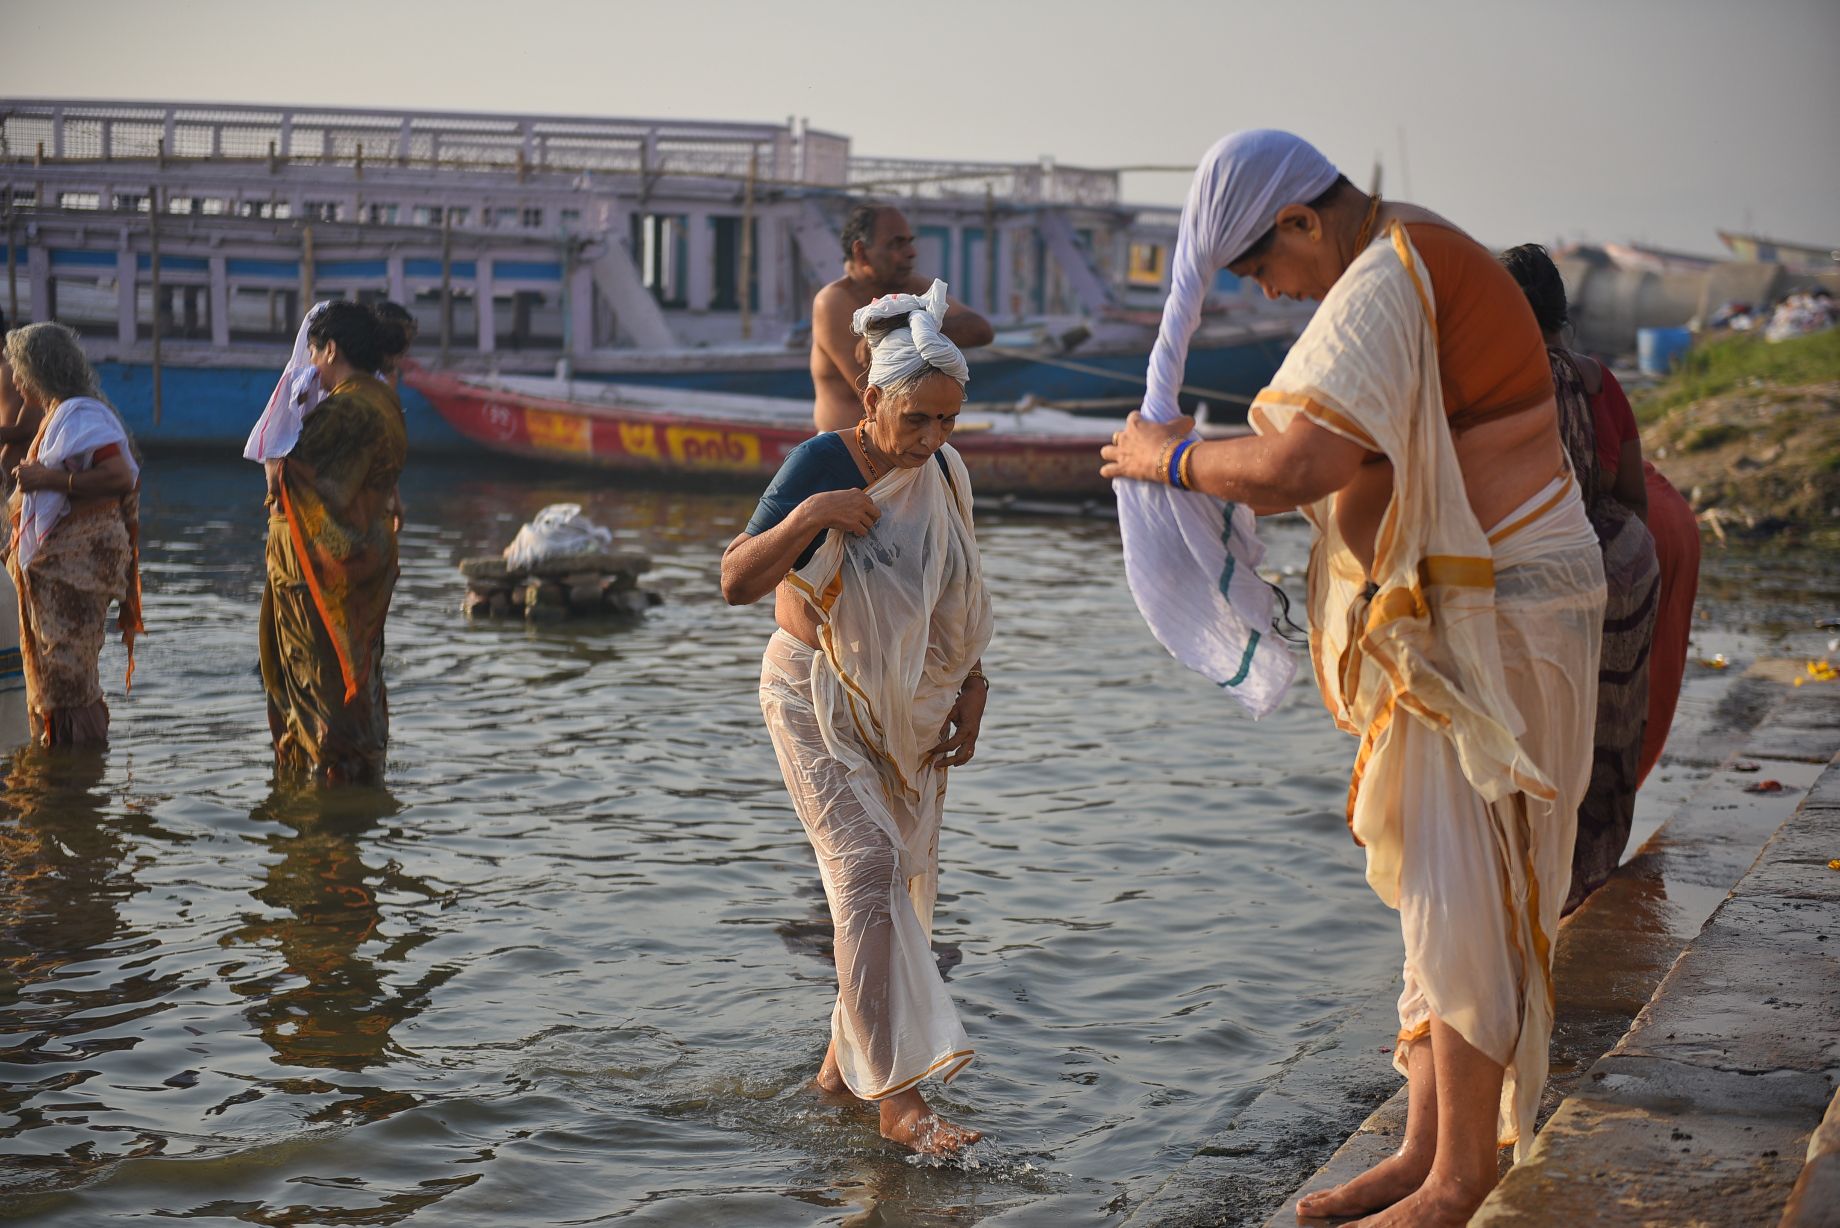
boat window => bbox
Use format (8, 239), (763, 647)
(58, 192), (101, 211)
(634, 213), (688, 308)
(414, 205), (471, 228)
(1126, 242), (1167, 288)
(710, 216), (758, 312)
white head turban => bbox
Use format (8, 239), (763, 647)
(850, 279), (970, 395)
(1113, 131), (1339, 718)
(1142, 130), (1339, 424)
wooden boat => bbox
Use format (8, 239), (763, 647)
(2, 99), (1299, 451)
(408, 367), (1182, 497)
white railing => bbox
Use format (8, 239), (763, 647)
(847, 155), (1120, 206)
(0, 99), (842, 186)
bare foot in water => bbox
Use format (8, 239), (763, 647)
(1344, 1171), (1493, 1228)
(1295, 1149), (1431, 1221)
(879, 1088), (981, 1155)
(812, 1040), (860, 1102)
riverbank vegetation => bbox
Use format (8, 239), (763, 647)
(1636, 328), (1840, 544)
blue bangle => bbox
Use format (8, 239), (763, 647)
(1167, 439), (1196, 489)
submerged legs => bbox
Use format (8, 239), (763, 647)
(761, 635), (978, 1155)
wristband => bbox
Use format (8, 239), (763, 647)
(1167, 439), (1196, 489)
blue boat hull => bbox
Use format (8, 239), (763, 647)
(91, 334), (1289, 453)
(96, 361), (473, 453)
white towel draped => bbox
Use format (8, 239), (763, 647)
(1116, 131), (1338, 717)
(243, 301), (331, 462)
(15, 396), (137, 570)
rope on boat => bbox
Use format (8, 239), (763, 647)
(981, 344), (1259, 406)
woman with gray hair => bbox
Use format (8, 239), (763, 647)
(3, 323), (143, 748)
(721, 280), (993, 1155)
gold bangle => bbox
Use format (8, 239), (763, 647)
(66, 470), (74, 494)
(961, 666), (988, 690)
(1156, 439), (1179, 484)
(1179, 440), (1199, 491)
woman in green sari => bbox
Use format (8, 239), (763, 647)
(258, 302), (407, 785)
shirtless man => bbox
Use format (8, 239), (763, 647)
(810, 204), (993, 431)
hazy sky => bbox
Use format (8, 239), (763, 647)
(6, 0), (1837, 254)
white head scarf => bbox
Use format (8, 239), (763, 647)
(850, 279), (970, 394)
(1143, 130), (1339, 424)
(1114, 131), (1340, 718)
(243, 301), (331, 462)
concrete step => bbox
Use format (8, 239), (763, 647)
(1470, 706), (1840, 1228)
(1252, 668), (1838, 1228)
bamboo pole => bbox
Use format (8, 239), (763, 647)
(301, 223), (316, 308)
(984, 184), (997, 315)
(739, 149), (757, 340)
(149, 182), (163, 425)
(6, 207), (16, 324)
(439, 209), (453, 367)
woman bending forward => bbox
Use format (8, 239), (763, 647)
(722, 280), (993, 1155)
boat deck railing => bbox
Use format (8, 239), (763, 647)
(0, 98), (847, 187)
(848, 155), (1120, 207)
(1, 100), (1128, 209)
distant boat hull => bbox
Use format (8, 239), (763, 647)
(409, 369), (1139, 497)
(78, 323), (1290, 454)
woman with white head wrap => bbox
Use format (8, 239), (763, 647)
(722, 279), (993, 1155)
(1102, 131), (1603, 1224)
(246, 301), (332, 464)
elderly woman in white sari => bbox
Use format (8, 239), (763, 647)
(722, 280), (993, 1156)
(1102, 132), (1604, 1227)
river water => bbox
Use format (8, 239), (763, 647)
(0, 458), (1826, 1226)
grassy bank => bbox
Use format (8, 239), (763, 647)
(1635, 327), (1840, 543)
(1635, 326), (1840, 421)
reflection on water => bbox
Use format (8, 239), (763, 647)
(0, 457), (1828, 1226)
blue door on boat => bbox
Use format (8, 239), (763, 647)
(960, 230), (994, 315)
(917, 225), (952, 291)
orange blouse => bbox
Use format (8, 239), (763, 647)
(1405, 222), (1553, 428)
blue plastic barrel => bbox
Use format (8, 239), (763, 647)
(1637, 326), (1693, 375)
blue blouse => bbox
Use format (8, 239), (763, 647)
(745, 433), (949, 569)
(745, 433), (865, 570)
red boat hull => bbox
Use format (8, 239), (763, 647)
(410, 369), (1115, 497)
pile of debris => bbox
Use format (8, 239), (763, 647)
(459, 502), (658, 622)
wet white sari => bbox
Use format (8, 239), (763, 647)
(758, 444), (993, 1099)
(1250, 222), (1604, 1156)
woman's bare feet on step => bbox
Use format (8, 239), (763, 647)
(1295, 1149), (1432, 1221)
(1344, 1171), (1493, 1228)
(879, 1088), (981, 1155)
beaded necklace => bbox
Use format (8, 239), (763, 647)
(856, 419), (883, 481)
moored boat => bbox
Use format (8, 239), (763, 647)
(2, 98), (1302, 452)
(408, 366), (1196, 497)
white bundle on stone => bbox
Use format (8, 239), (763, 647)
(503, 503), (614, 572)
